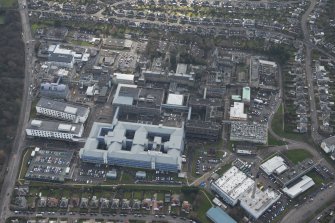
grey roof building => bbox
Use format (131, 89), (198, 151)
(48, 53), (74, 68)
(36, 98), (90, 123)
(112, 84), (165, 118)
(40, 83), (70, 99)
(79, 119), (185, 172)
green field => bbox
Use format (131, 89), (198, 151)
(0, 15), (4, 25)
(267, 131), (286, 146)
(307, 170), (325, 186)
(283, 149), (313, 164)
(0, 0), (16, 8)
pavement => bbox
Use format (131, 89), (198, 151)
(0, 0), (35, 221)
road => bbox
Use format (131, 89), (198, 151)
(0, 0), (35, 222)
(301, 0), (324, 144)
(10, 212), (187, 223)
(277, 0), (335, 222)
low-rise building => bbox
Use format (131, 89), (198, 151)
(210, 166), (254, 206)
(242, 86), (251, 103)
(206, 207), (237, 223)
(112, 73), (135, 85)
(282, 175), (315, 198)
(40, 82), (70, 99)
(229, 102), (247, 121)
(36, 98), (90, 123)
(260, 156), (288, 175)
(321, 136), (335, 153)
(26, 119), (84, 141)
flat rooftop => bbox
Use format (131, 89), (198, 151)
(37, 98), (89, 117)
(275, 159), (316, 186)
(188, 97), (223, 108)
(230, 121), (268, 144)
(206, 207), (237, 223)
(27, 119), (83, 135)
(213, 166), (254, 200)
(113, 84), (164, 108)
(260, 156), (287, 175)
(239, 187), (281, 219)
(166, 93), (184, 106)
(230, 102), (247, 120)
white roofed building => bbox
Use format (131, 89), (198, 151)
(26, 119), (84, 141)
(112, 73), (135, 85)
(210, 166), (254, 206)
(230, 102), (247, 121)
(260, 156), (287, 175)
(166, 94), (184, 106)
(282, 175), (315, 198)
(239, 186), (281, 219)
(211, 166), (281, 218)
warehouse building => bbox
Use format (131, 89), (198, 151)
(282, 175), (315, 198)
(79, 119), (185, 172)
(260, 156), (288, 175)
(210, 166), (254, 206)
(239, 185), (281, 219)
(211, 166), (280, 219)
(36, 98), (90, 123)
(26, 119), (84, 141)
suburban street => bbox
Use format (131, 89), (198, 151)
(277, 0), (335, 221)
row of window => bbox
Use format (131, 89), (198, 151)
(37, 107), (76, 121)
(28, 130), (74, 139)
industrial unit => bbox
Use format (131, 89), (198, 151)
(210, 166), (280, 219)
(282, 175), (315, 198)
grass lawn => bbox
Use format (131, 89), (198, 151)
(192, 191), (213, 223)
(70, 40), (93, 47)
(267, 132), (286, 146)
(0, 15), (4, 25)
(18, 147), (34, 182)
(119, 171), (133, 184)
(133, 191), (143, 200)
(283, 149), (313, 164)
(215, 163), (232, 176)
(307, 170), (325, 186)
(0, 0), (16, 8)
